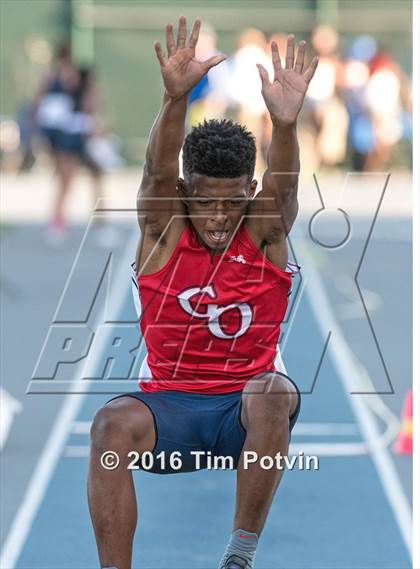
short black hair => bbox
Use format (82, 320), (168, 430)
(182, 119), (256, 182)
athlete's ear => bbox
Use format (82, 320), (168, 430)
(248, 179), (258, 198)
(177, 178), (189, 206)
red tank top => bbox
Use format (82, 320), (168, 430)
(136, 221), (295, 394)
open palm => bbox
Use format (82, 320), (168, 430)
(257, 35), (318, 125)
(154, 17), (226, 99)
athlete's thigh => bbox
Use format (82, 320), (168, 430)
(106, 391), (218, 475)
(212, 392), (247, 469)
(99, 394), (157, 452)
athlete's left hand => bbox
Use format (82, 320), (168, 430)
(257, 35), (318, 126)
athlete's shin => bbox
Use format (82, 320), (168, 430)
(88, 408), (138, 569)
(234, 373), (297, 535)
(88, 453), (137, 569)
(87, 399), (155, 569)
(234, 418), (289, 535)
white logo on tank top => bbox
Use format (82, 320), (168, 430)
(229, 254), (246, 264)
(177, 285), (252, 340)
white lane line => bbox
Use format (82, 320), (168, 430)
(0, 226), (139, 569)
(289, 442), (367, 456)
(298, 237), (413, 557)
(71, 420), (93, 434)
(292, 422), (359, 436)
(63, 445), (91, 458)
(0, 387), (22, 450)
(63, 441), (368, 459)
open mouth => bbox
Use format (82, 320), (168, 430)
(206, 230), (229, 245)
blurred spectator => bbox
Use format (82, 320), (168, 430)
(343, 35), (377, 171)
(230, 28), (272, 172)
(342, 35), (412, 171)
(17, 102), (37, 171)
(305, 25), (348, 170)
(187, 23), (230, 127)
(365, 50), (412, 169)
(32, 42), (83, 242)
(75, 68), (124, 175)
(260, 33), (288, 159)
(343, 59), (373, 170)
(29, 43), (123, 245)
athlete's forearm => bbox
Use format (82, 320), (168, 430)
(143, 91), (188, 180)
(266, 120), (300, 192)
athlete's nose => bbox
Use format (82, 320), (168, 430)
(209, 211), (228, 227)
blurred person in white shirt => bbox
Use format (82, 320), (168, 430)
(365, 50), (411, 170)
(33, 47), (123, 245)
(187, 23), (231, 126)
(230, 28), (272, 172)
(305, 25), (348, 170)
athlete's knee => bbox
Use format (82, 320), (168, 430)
(90, 398), (154, 450)
(243, 372), (298, 423)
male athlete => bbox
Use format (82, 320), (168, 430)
(88, 17), (317, 569)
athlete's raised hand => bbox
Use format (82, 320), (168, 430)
(257, 35), (318, 126)
(154, 16), (226, 99)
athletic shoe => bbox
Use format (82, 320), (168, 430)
(220, 554), (252, 569)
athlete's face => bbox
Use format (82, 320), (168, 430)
(178, 174), (257, 251)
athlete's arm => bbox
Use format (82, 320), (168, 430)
(138, 17), (226, 241)
(28, 73), (51, 133)
(246, 36), (318, 264)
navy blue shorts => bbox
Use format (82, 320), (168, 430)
(107, 373), (301, 475)
(41, 127), (85, 156)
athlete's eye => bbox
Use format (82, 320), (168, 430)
(229, 199), (245, 207)
(197, 199), (211, 206)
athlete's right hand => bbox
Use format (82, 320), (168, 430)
(154, 16), (226, 99)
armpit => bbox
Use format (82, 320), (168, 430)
(262, 223), (287, 245)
